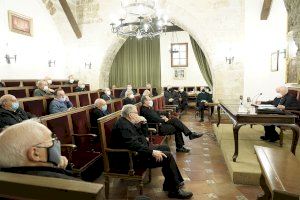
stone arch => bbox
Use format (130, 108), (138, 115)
(98, 2), (214, 88)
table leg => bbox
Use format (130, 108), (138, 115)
(233, 124), (243, 162)
(217, 106), (221, 127)
(257, 175), (271, 200)
(288, 124), (300, 155)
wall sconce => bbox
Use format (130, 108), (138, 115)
(5, 54), (17, 64)
(279, 49), (287, 58)
(48, 60), (56, 67)
(85, 62), (92, 69)
(225, 56), (234, 64)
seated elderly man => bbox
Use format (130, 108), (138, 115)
(65, 75), (78, 84)
(74, 81), (86, 92)
(196, 87), (213, 122)
(257, 86), (300, 142)
(0, 120), (75, 180)
(142, 89), (151, 97)
(110, 104), (193, 199)
(90, 98), (110, 127)
(34, 80), (54, 96)
(120, 84), (136, 98)
(164, 86), (179, 106)
(146, 83), (158, 96)
(0, 94), (35, 129)
(140, 96), (203, 153)
(101, 88), (115, 101)
(49, 89), (73, 114)
(178, 87), (188, 113)
(44, 76), (53, 85)
(123, 90), (136, 105)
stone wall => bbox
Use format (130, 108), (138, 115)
(284, 0), (300, 83)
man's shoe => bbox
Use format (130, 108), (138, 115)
(189, 132), (203, 140)
(163, 181), (184, 191)
(176, 147), (190, 153)
(168, 189), (193, 199)
(260, 136), (269, 140)
(269, 135), (280, 142)
(199, 118), (204, 122)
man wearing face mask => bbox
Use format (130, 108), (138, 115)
(74, 81), (86, 92)
(44, 76), (53, 85)
(0, 120), (76, 180)
(146, 83), (158, 96)
(0, 95), (35, 129)
(65, 75), (78, 85)
(140, 96), (203, 153)
(256, 86), (300, 142)
(164, 86), (179, 106)
(49, 89), (73, 114)
(101, 88), (115, 101)
(120, 84), (136, 98)
(90, 98), (110, 128)
(196, 87), (213, 122)
(34, 80), (54, 97)
(178, 87), (189, 113)
(123, 90), (136, 105)
(110, 105), (193, 199)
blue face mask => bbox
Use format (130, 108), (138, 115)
(47, 139), (62, 166)
(101, 105), (107, 112)
(11, 102), (19, 110)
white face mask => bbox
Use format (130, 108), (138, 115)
(69, 79), (74, 83)
(59, 96), (66, 102)
(148, 100), (153, 107)
(43, 86), (49, 91)
(47, 80), (52, 84)
(79, 84), (85, 89)
(106, 91), (111, 96)
(129, 94), (134, 99)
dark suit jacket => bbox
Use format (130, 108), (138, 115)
(0, 106), (34, 129)
(120, 89), (136, 98)
(74, 87), (86, 92)
(123, 97), (136, 105)
(110, 117), (152, 156)
(164, 89), (179, 105)
(1, 166), (77, 180)
(140, 105), (165, 124)
(262, 97), (281, 107)
(101, 94), (115, 101)
(179, 91), (188, 105)
(152, 88), (158, 96)
(90, 107), (110, 127)
(196, 92), (212, 106)
(262, 94), (300, 109)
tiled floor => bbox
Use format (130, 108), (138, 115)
(95, 109), (262, 200)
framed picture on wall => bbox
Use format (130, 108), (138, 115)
(8, 11), (33, 36)
(271, 51), (279, 72)
(174, 68), (185, 80)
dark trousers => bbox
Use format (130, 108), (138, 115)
(159, 118), (191, 148)
(264, 125), (278, 138)
(197, 103), (214, 119)
(135, 145), (184, 192)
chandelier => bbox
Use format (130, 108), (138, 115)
(110, 0), (169, 39)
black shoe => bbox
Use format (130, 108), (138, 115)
(269, 135), (280, 142)
(168, 189), (193, 199)
(199, 118), (204, 122)
(163, 181), (184, 191)
(176, 147), (190, 153)
(260, 136), (269, 140)
(189, 132), (203, 140)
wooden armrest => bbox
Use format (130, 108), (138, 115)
(72, 134), (97, 138)
(285, 109), (300, 115)
(61, 144), (77, 149)
(61, 144), (77, 163)
(148, 128), (156, 133)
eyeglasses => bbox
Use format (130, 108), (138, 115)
(34, 137), (58, 148)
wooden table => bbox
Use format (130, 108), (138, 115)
(217, 100), (300, 162)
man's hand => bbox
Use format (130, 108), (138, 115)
(58, 156), (68, 169)
(65, 96), (70, 101)
(49, 88), (55, 93)
(169, 98), (174, 102)
(277, 105), (285, 110)
(152, 150), (167, 162)
(161, 116), (168, 122)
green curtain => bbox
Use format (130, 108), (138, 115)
(109, 37), (161, 90)
(189, 36), (213, 89)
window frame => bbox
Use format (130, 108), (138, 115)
(171, 43), (188, 67)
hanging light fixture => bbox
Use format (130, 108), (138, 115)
(110, 0), (169, 39)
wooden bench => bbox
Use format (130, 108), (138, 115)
(1, 79), (81, 87)
(255, 146), (300, 200)
(0, 171), (104, 200)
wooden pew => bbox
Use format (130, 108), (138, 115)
(0, 171), (104, 200)
(255, 146), (300, 200)
(1, 79), (72, 87)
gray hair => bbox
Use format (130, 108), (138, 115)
(121, 104), (137, 117)
(141, 95), (150, 105)
(0, 94), (16, 106)
(0, 120), (52, 168)
(125, 90), (133, 97)
(94, 98), (105, 106)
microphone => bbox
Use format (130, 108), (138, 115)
(252, 93), (262, 105)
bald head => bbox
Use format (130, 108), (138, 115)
(276, 86), (288, 96)
(0, 94), (18, 111)
(94, 98), (106, 109)
(0, 120), (53, 168)
(142, 89), (151, 97)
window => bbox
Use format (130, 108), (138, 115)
(171, 43), (188, 67)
